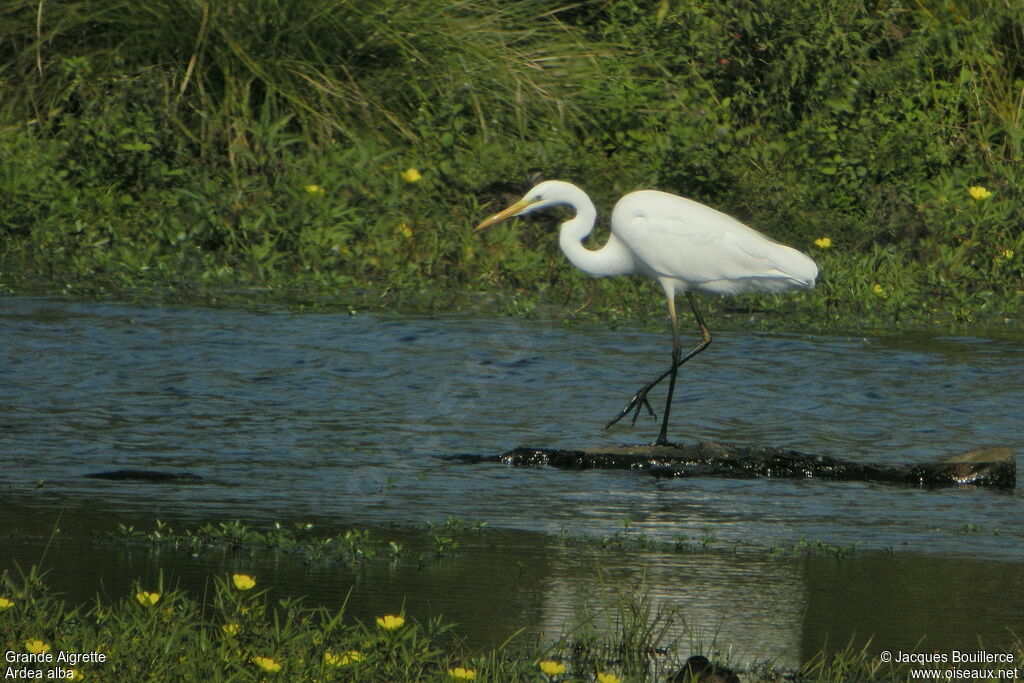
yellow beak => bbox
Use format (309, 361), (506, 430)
(474, 198), (536, 232)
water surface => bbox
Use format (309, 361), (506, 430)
(2, 296), (1022, 667)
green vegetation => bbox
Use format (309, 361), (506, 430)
(2, 0), (1023, 330)
(101, 517), (860, 566)
(0, 562), (697, 682)
(105, 517), (487, 567)
(2, 565), (1021, 681)
(5, 519), (1023, 680)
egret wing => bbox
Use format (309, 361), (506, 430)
(612, 193), (816, 293)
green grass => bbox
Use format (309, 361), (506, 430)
(103, 517), (491, 568)
(1, 0), (1022, 330)
(2, 564), (1021, 681)
(0, 564), (686, 682)
(4, 519), (1023, 680)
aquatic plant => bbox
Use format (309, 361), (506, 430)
(252, 655), (281, 673)
(231, 573), (256, 591)
(539, 659), (567, 675)
(134, 590), (160, 607)
(1, 565), (1020, 680)
(376, 614), (406, 631)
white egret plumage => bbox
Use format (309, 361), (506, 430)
(476, 180), (817, 445)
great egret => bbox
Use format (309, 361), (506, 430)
(475, 180), (818, 445)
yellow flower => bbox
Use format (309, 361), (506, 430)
(397, 222), (413, 238)
(814, 237), (833, 249)
(1002, 248), (1014, 260)
(221, 623), (239, 636)
(968, 185), (992, 200)
(597, 674), (622, 683)
(325, 650), (362, 667)
(304, 184), (325, 195)
(449, 667), (477, 679)
(539, 660), (566, 675)
(0, 597), (14, 610)
(232, 574), (256, 590)
(253, 656), (281, 673)
(135, 591), (160, 607)
(24, 639), (50, 654)
(872, 283), (885, 296)
(376, 614), (405, 630)
(401, 167), (422, 183)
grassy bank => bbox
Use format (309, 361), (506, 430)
(4, 518), (1023, 681)
(1, 1), (1022, 331)
(3, 564), (1021, 682)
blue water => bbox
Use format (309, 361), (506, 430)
(2, 296), (1022, 667)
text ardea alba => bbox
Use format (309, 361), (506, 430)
(476, 180), (818, 445)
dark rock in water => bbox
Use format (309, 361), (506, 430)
(670, 655), (740, 683)
(85, 469), (202, 483)
(483, 443), (1015, 489)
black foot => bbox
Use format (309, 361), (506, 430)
(604, 387), (657, 430)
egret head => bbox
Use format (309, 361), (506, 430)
(474, 181), (573, 231)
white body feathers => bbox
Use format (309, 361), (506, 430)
(474, 179), (819, 443)
(501, 180), (817, 299)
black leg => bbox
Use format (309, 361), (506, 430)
(605, 292), (712, 442)
(655, 330), (682, 445)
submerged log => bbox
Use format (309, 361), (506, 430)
(483, 443), (1015, 489)
(85, 469), (203, 483)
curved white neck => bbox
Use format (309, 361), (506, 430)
(556, 191), (635, 277)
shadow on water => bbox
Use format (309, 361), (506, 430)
(1, 296), (1022, 667)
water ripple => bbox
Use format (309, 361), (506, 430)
(1, 296), (1021, 560)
